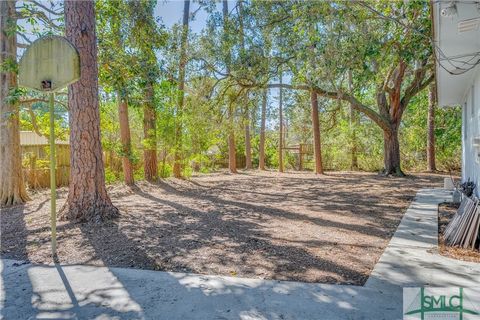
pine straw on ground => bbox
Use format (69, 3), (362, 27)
(1, 171), (447, 285)
(438, 203), (480, 263)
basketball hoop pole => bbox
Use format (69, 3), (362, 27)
(49, 92), (57, 256)
(17, 35), (81, 259)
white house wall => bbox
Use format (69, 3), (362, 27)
(433, 1), (480, 107)
(462, 71), (480, 196)
(432, 1), (480, 195)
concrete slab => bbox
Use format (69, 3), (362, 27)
(0, 259), (399, 320)
(366, 189), (480, 299)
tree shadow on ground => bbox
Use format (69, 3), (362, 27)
(0, 178), (458, 319)
(1, 172), (446, 287)
(125, 183), (376, 284)
(1, 204), (37, 319)
(0, 257), (404, 319)
(0, 200), (145, 319)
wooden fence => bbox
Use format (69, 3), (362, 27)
(23, 166), (70, 188)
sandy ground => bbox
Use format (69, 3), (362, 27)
(438, 203), (480, 263)
(1, 170), (447, 285)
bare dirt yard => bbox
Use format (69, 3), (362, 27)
(438, 203), (480, 263)
(1, 171), (447, 285)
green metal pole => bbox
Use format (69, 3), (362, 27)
(49, 92), (57, 256)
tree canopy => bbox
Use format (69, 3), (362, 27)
(1, 0), (462, 208)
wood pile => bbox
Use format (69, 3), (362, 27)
(444, 196), (480, 250)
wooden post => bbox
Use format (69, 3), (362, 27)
(299, 144), (304, 171)
(278, 75), (284, 173)
(258, 89), (267, 170)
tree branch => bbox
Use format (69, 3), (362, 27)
(265, 82), (391, 131)
(22, 103), (45, 138)
(15, 9), (62, 31)
(401, 69), (434, 111)
(20, 98), (68, 110)
(17, 32), (32, 45)
(26, 0), (63, 16)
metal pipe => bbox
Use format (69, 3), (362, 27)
(49, 92), (57, 256)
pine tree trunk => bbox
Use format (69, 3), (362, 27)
(244, 107), (252, 169)
(223, 0), (236, 174)
(238, 0), (251, 170)
(60, 0), (118, 222)
(259, 89), (267, 170)
(350, 106), (359, 171)
(117, 93), (134, 185)
(348, 70), (358, 171)
(310, 91), (324, 174)
(143, 82), (158, 181)
(278, 76), (284, 173)
(173, 0), (190, 178)
(427, 82), (436, 172)
(0, 0), (29, 206)
(109, 149), (114, 173)
(228, 105), (237, 173)
(383, 127), (404, 176)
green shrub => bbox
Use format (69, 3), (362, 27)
(159, 163), (172, 178)
(105, 168), (119, 184)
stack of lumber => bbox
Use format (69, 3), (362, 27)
(444, 196), (480, 250)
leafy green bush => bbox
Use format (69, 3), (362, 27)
(159, 163), (172, 178)
(105, 168), (120, 184)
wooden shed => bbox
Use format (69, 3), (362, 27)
(20, 131), (70, 188)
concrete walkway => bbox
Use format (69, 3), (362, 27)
(365, 189), (480, 297)
(1, 189), (479, 320)
(0, 259), (397, 320)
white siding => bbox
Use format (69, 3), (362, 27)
(462, 72), (480, 196)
